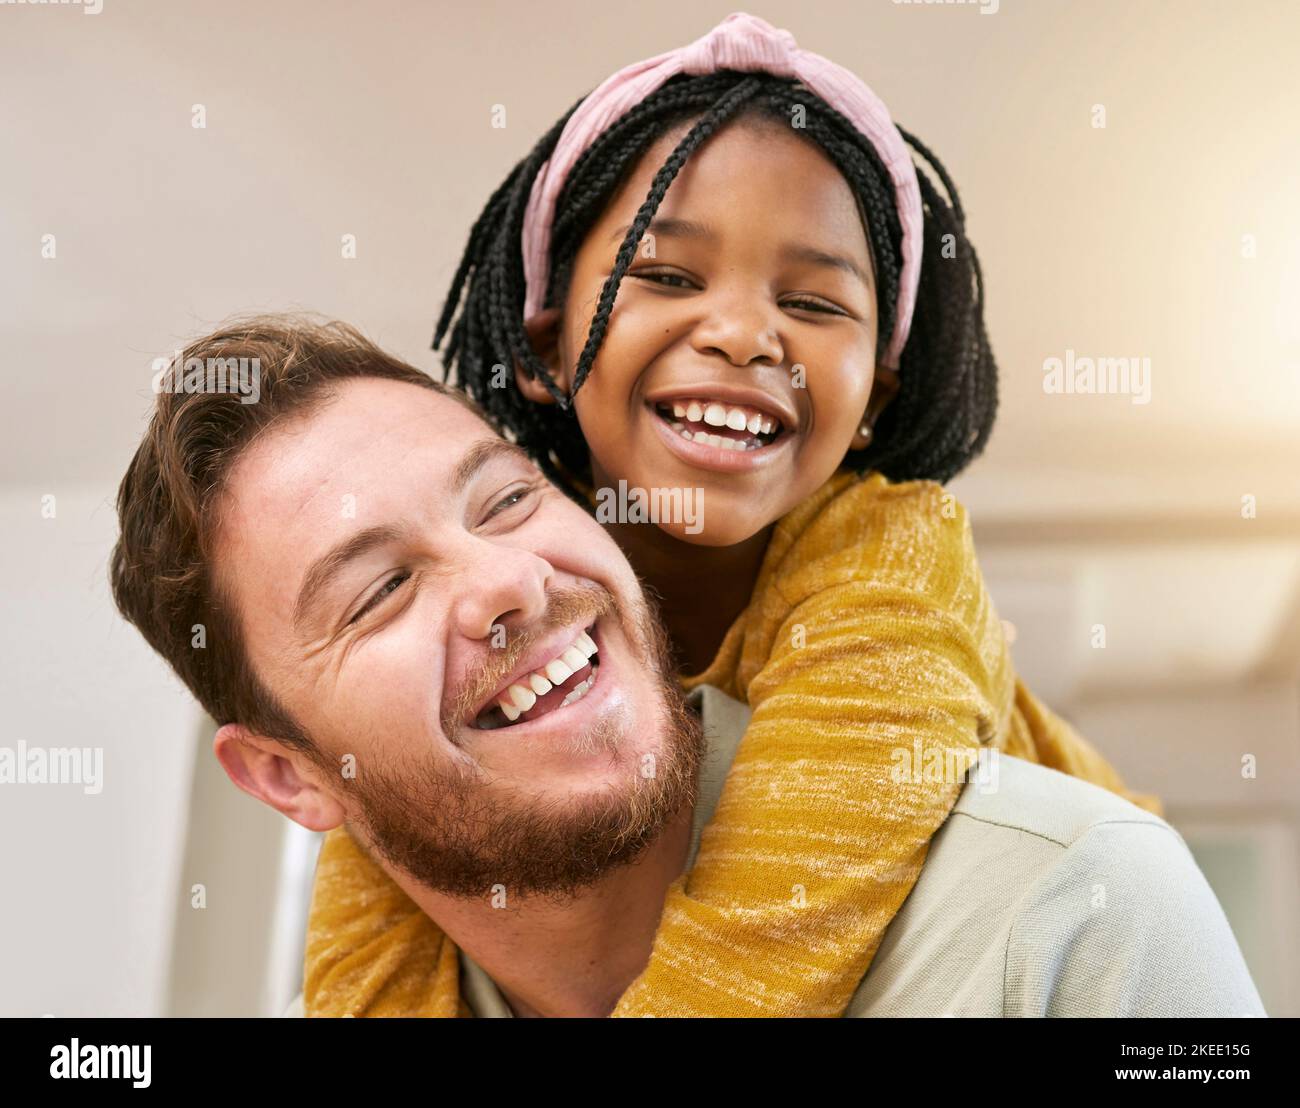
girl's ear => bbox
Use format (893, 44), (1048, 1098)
(515, 308), (569, 404)
(850, 366), (901, 451)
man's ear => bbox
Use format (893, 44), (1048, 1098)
(514, 307), (569, 404)
(213, 723), (345, 833)
(850, 366), (901, 451)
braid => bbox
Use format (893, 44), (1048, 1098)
(569, 76), (766, 395)
(433, 71), (998, 495)
(859, 124), (997, 482)
(432, 97), (586, 488)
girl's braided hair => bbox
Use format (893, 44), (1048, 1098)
(434, 70), (996, 495)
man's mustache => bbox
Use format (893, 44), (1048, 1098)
(441, 584), (618, 741)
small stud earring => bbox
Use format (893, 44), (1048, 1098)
(857, 422), (873, 446)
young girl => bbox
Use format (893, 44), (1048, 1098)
(305, 11), (1161, 1017)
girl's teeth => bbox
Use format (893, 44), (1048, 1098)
(672, 427), (748, 451)
(660, 400), (780, 440)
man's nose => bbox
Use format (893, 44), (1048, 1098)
(691, 281), (785, 367)
(448, 539), (553, 644)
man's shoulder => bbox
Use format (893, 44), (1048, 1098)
(950, 749), (1172, 845)
(849, 755), (1266, 1017)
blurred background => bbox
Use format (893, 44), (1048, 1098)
(2, 0), (1296, 1017)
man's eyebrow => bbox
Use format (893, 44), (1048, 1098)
(609, 218), (871, 287)
(292, 437), (534, 631)
(449, 437), (533, 498)
(293, 523), (408, 631)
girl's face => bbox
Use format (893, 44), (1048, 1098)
(521, 116), (898, 547)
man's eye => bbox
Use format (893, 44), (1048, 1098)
(484, 484), (536, 520)
(349, 572), (410, 625)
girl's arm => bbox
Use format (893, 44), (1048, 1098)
(303, 825), (464, 1017)
(610, 478), (1028, 1017)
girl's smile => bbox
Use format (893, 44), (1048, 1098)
(645, 381), (794, 472)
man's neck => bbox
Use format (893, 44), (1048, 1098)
(376, 803), (696, 1018)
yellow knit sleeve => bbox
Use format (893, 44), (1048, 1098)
(612, 474), (1016, 1016)
(302, 826), (464, 1017)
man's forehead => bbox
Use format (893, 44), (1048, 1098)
(216, 380), (509, 606)
(233, 379), (493, 518)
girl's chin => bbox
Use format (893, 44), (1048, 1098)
(659, 517), (760, 548)
(592, 473), (778, 547)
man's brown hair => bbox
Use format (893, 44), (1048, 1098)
(109, 314), (487, 755)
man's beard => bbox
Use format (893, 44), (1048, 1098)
(334, 584), (704, 900)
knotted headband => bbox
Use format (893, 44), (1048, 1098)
(520, 11), (923, 370)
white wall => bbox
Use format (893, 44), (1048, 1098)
(0, 490), (198, 1016)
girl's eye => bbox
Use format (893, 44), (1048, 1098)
(350, 572), (410, 625)
(630, 270), (843, 315)
(629, 269), (697, 290)
(784, 296), (844, 315)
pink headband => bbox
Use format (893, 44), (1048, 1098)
(520, 11), (923, 370)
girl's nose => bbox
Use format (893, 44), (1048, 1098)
(690, 287), (784, 367)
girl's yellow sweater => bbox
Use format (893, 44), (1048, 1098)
(302, 469), (1161, 1018)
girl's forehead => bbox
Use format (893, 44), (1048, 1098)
(613, 120), (868, 245)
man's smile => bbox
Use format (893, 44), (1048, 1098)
(472, 622), (601, 729)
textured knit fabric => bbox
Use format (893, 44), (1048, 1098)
(302, 469), (1162, 1018)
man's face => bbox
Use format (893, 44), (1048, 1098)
(215, 378), (701, 897)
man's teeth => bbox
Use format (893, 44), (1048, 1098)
(559, 671), (596, 708)
(497, 630), (597, 722)
(665, 399), (778, 450)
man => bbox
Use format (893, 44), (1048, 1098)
(111, 316), (1265, 1017)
